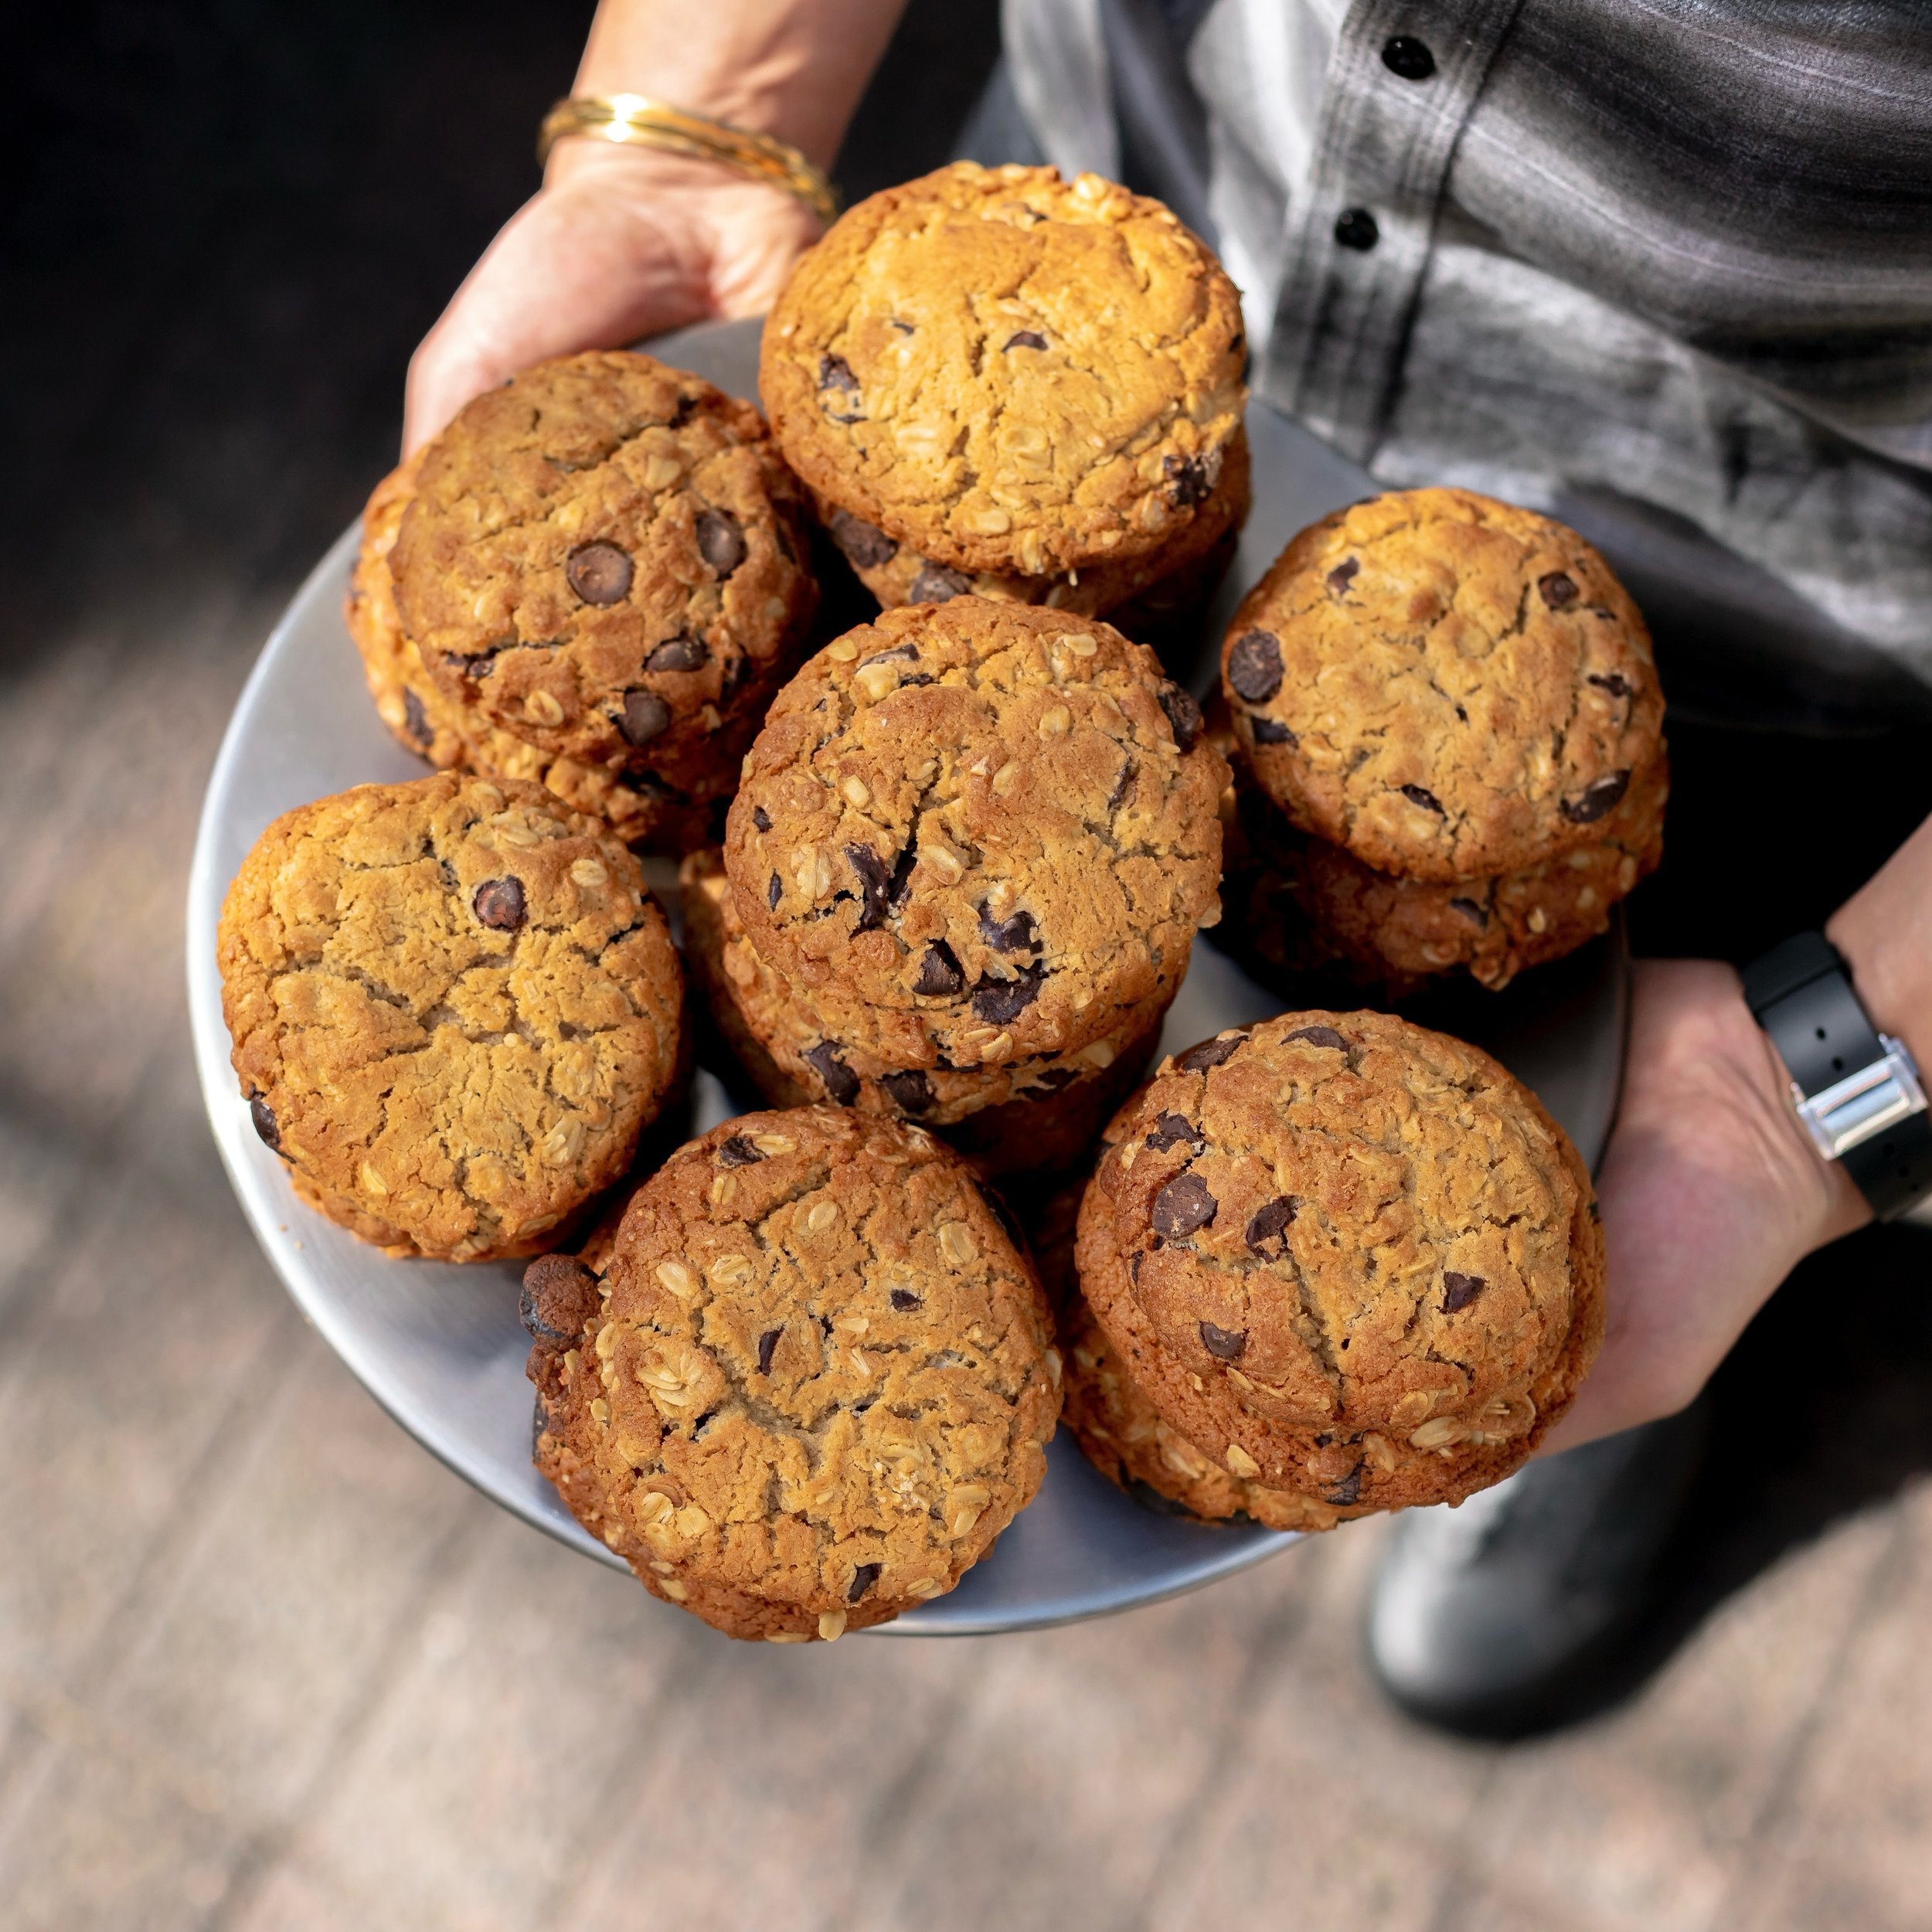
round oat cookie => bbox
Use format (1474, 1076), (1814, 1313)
(815, 427), (1250, 632)
(217, 772), (683, 1262)
(346, 454), (706, 851)
(390, 350), (816, 799)
(1244, 753), (1668, 993)
(679, 847), (1161, 1175)
(1222, 488), (1664, 882)
(763, 163), (1247, 581)
(525, 1107), (1061, 1639)
(1076, 1012), (1604, 1513)
(723, 598), (1226, 1070)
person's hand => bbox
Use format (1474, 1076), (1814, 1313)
(403, 145), (821, 453)
(1542, 957), (1869, 1452)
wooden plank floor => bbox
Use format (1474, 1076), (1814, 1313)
(5, 7), (1932, 1928)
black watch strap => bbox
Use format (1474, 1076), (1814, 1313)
(1743, 932), (1932, 1221)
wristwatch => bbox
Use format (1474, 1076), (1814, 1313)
(1743, 932), (1932, 1220)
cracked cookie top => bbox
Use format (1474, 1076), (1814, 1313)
(1080, 1011), (1603, 1502)
(761, 163), (1247, 580)
(391, 351), (816, 795)
(1222, 489), (1664, 881)
(722, 599), (1227, 1069)
(527, 1107), (1060, 1639)
(218, 772), (682, 1262)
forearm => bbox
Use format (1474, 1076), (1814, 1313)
(1827, 809), (1932, 1080)
(563, 0), (910, 174)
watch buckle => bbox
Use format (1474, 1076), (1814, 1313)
(1791, 1035), (1928, 1163)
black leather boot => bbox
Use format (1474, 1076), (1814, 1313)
(1366, 1400), (1709, 1737)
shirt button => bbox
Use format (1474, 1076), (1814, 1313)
(1334, 208), (1380, 251)
(1381, 36), (1437, 80)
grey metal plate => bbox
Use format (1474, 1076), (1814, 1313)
(185, 318), (1627, 1635)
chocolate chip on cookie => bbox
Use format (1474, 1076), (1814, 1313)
(1198, 1321), (1247, 1359)
(803, 1040), (861, 1105)
(472, 876), (527, 931)
(826, 506), (898, 570)
(566, 541), (634, 607)
(695, 509), (747, 577)
(909, 562), (972, 604)
(645, 634), (709, 673)
(521, 1254), (600, 1345)
(1151, 1172), (1217, 1240)
(1226, 628), (1283, 703)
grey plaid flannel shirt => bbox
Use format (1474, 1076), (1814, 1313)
(997, 0), (1932, 726)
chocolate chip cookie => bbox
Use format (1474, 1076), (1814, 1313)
(764, 163), (1247, 587)
(218, 772), (684, 1261)
(1222, 489), (1664, 882)
(526, 1107), (1061, 1638)
(1239, 753), (1668, 993)
(1076, 1012), (1604, 1515)
(389, 351), (817, 814)
(348, 452), (702, 850)
(680, 847), (1162, 1175)
(722, 597), (1226, 1072)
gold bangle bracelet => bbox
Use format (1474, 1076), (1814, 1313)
(537, 94), (839, 226)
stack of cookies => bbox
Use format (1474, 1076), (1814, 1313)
(1219, 489), (1667, 992)
(348, 350), (819, 852)
(1065, 1012), (1605, 1528)
(218, 772), (685, 1262)
(681, 596), (1229, 1175)
(526, 1106), (1062, 1639)
(762, 162), (1250, 639)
